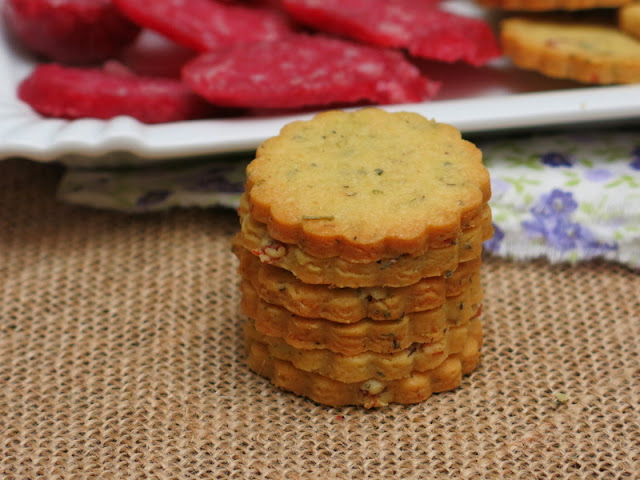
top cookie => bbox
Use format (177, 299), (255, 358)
(244, 108), (491, 262)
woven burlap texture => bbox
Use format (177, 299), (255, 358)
(1, 159), (639, 480)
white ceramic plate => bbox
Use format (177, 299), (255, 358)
(2, 1), (640, 165)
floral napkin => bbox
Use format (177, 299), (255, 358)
(477, 130), (640, 269)
(58, 128), (640, 270)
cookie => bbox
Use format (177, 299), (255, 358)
(244, 316), (482, 383)
(236, 246), (481, 323)
(249, 299), (483, 356)
(237, 191), (491, 257)
(244, 108), (492, 263)
(620, 2), (640, 40)
(245, 326), (482, 408)
(501, 16), (640, 84)
(238, 107), (492, 407)
(476, 0), (630, 10)
(240, 279), (483, 354)
(234, 207), (492, 288)
(241, 274), (483, 325)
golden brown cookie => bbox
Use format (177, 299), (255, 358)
(501, 16), (640, 84)
(236, 246), (481, 323)
(244, 316), (482, 383)
(243, 108), (491, 263)
(249, 300), (483, 357)
(237, 191), (490, 261)
(245, 325), (482, 408)
(241, 274), (483, 326)
(477, 0), (630, 11)
(620, 2), (640, 39)
(233, 207), (492, 288)
(240, 278), (483, 355)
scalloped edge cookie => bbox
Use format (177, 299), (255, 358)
(245, 324), (482, 408)
(620, 2), (640, 39)
(240, 278), (483, 355)
(236, 245), (481, 323)
(501, 16), (640, 84)
(476, 0), (630, 11)
(234, 206), (492, 288)
(244, 316), (482, 383)
(244, 108), (491, 262)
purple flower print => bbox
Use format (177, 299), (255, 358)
(540, 151), (573, 168)
(630, 146), (640, 170)
(530, 189), (577, 218)
(483, 223), (504, 253)
(584, 168), (613, 182)
(521, 215), (548, 239)
(522, 189), (618, 257)
(547, 218), (593, 252)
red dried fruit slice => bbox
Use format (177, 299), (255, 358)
(281, 0), (501, 66)
(181, 34), (440, 109)
(112, 0), (296, 52)
(2, 0), (141, 64)
(18, 63), (216, 124)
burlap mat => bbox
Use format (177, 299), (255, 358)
(1, 158), (639, 480)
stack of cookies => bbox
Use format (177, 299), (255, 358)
(233, 108), (493, 408)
